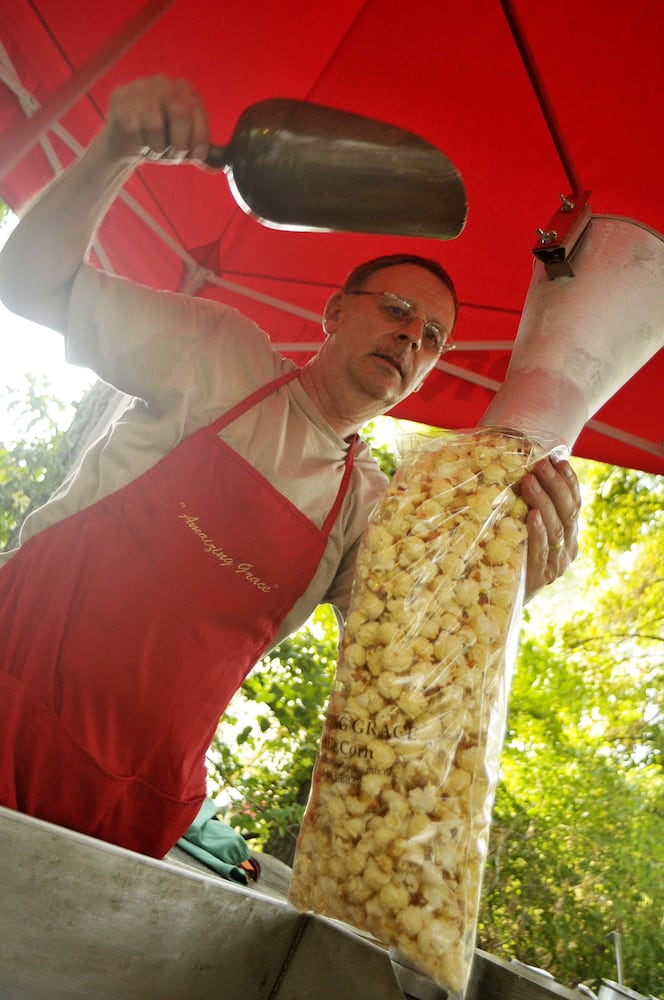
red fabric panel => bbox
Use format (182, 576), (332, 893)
(1, 0), (662, 472)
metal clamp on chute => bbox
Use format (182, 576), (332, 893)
(532, 190), (593, 279)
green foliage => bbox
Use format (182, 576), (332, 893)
(581, 462), (664, 575)
(482, 637), (664, 988)
(0, 377), (71, 549)
(361, 419), (397, 478)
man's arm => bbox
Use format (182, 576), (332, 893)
(0, 75), (210, 333)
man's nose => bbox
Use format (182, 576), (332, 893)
(399, 316), (424, 350)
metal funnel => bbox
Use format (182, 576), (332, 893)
(481, 215), (664, 450)
(206, 98), (467, 239)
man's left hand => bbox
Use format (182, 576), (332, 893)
(521, 458), (581, 600)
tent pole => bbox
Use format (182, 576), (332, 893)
(498, 0), (584, 194)
(0, 0), (178, 182)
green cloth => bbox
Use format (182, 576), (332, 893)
(177, 799), (251, 885)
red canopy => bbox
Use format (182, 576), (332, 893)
(1, 0), (663, 472)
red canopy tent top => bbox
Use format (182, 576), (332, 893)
(1, 0), (663, 473)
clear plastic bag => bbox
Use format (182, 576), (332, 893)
(289, 427), (557, 996)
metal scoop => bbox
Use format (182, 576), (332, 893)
(205, 98), (467, 240)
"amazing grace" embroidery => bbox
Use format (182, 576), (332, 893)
(178, 503), (277, 593)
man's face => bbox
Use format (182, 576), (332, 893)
(322, 264), (457, 409)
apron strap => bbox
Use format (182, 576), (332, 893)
(211, 369), (300, 431)
(321, 433), (357, 537)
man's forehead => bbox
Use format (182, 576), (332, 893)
(361, 264), (455, 315)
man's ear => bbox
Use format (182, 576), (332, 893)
(322, 291), (343, 336)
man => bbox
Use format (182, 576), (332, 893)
(0, 76), (580, 858)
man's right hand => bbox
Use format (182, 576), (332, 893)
(105, 75), (211, 164)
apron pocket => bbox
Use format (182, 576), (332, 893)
(1, 673), (204, 858)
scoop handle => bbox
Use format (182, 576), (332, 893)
(204, 144), (229, 170)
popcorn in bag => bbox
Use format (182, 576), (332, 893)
(289, 426), (560, 996)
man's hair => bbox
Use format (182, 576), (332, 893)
(341, 253), (459, 329)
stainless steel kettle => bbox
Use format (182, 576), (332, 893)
(598, 982), (655, 1000)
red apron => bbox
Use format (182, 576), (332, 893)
(0, 370), (354, 856)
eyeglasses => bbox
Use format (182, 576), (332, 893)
(346, 290), (455, 354)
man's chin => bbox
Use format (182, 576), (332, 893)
(369, 365), (408, 396)
(373, 386), (408, 412)
(353, 364), (411, 411)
